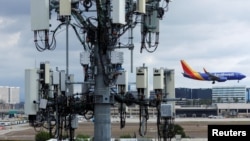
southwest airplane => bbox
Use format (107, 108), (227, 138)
(180, 60), (246, 84)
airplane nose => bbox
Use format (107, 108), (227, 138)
(241, 74), (246, 79)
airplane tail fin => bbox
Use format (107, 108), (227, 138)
(180, 60), (198, 75)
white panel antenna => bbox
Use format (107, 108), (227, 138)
(136, 0), (146, 14)
(24, 69), (39, 115)
(52, 71), (60, 85)
(39, 99), (48, 109)
(153, 68), (164, 89)
(145, 9), (159, 33)
(80, 51), (90, 65)
(116, 71), (128, 86)
(60, 70), (66, 92)
(30, 0), (50, 31)
(112, 0), (126, 24)
(60, 0), (72, 16)
(45, 62), (50, 84)
(136, 67), (147, 89)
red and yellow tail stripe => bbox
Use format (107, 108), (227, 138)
(181, 60), (204, 80)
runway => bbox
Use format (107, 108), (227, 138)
(122, 117), (250, 123)
(0, 117), (249, 140)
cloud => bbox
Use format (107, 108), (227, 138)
(1, 0), (250, 102)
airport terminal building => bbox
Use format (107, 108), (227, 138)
(212, 86), (246, 103)
(175, 86), (250, 117)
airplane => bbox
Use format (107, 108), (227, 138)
(180, 60), (246, 84)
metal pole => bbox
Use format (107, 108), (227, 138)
(65, 17), (74, 141)
(93, 44), (111, 141)
(93, 0), (112, 140)
(66, 19), (69, 85)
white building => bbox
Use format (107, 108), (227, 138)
(212, 86), (246, 103)
(0, 86), (9, 103)
(0, 86), (20, 104)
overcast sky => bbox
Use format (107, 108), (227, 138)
(1, 0), (250, 101)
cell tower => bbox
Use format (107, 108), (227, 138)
(26, 0), (173, 141)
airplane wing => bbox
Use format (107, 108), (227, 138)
(203, 68), (220, 81)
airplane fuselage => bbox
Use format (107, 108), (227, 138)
(183, 72), (246, 82)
